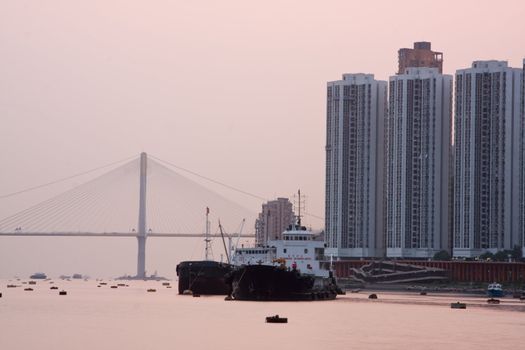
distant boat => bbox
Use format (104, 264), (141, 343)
(266, 315), (288, 323)
(72, 274), (83, 279)
(487, 283), (504, 298)
(30, 272), (47, 279)
(451, 302), (466, 309)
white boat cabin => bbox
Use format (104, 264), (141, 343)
(232, 224), (329, 277)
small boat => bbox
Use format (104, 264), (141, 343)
(117, 283), (126, 287)
(110, 286), (118, 289)
(59, 290), (67, 296)
(50, 286), (58, 290)
(266, 315), (288, 323)
(487, 298), (500, 304)
(451, 302), (466, 309)
(30, 272), (47, 279)
(147, 288), (156, 292)
(28, 281), (36, 285)
(487, 282), (504, 298)
(162, 282), (170, 286)
(368, 294), (378, 299)
(24, 287), (34, 291)
(99, 282), (108, 285)
(6, 284), (17, 288)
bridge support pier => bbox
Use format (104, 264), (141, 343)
(137, 236), (146, 278)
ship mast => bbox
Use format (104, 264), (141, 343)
(297, 189), (301, 227)
(204, 207), (212, 260)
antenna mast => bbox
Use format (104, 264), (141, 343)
(204, 207), (212, 260)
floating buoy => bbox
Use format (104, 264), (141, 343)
(368, 294), (378, 299)
(59, 290), (67, 296)
(451, 302), (466, 309)
(266, 315), (287, 323)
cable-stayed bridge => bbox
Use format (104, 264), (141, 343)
(0, 153), (257, 278)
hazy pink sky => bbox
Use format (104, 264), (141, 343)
(1, 0), (524, 277)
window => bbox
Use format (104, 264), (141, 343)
(304, 249), (308, 254)
(283, 249), (287, 254)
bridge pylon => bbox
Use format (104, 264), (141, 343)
(136, 152), (147, 278)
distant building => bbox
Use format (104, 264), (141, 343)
(398, 42), (443, 74)
(325, 74), (387, 258)
(453, 61), (523, 257)
(386, 67), (452, 258)
(255, 198), (294, 246)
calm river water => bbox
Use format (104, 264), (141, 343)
(1, 279), (524, 350)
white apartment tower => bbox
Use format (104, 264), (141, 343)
(523, 59), (525, 257)
(453, 61), (523, 257)
(325, 74), (387, 258)
(386, 67), (452, 258)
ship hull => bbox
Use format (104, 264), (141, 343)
(487, 289), (504, 298)
(176, 261), (233, 295)
(228, 264), (339, 301)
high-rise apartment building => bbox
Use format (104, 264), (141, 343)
(522, 59), (525, 257)
(255, 198), (294, 246)
(398, 42), (443, 74)
(453, 61), (523, 257)
(325, 74), (387, 258)
(386, 67), (452, 258)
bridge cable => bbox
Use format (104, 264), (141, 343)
(0, 155), (137, 200)
(149, 155), (324, 221)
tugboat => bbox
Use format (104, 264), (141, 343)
(176, 208), (234, 295)
(487, 282), (504, 298)
(227, 194), (342, 301)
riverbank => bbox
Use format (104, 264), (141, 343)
(338, 278), (525, 296)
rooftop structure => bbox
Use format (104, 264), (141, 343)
(398, 41), (443, 74)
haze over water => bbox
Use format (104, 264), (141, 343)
(1, 280), (524, 350)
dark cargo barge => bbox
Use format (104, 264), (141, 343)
(176, 260), (233, 295)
